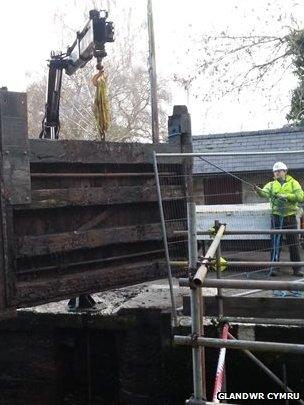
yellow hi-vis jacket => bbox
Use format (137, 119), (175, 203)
(256, 175), (304, 216)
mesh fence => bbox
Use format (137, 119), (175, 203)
(155, 159), (188, 262)
(155, 151), (304, 279)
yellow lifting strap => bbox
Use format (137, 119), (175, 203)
(92, 67), (110, 140)
(210, 257), (228, 272)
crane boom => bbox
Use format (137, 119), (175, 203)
(39, 9), (114, 139)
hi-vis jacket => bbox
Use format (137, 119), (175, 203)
(257, 175), (304, 217)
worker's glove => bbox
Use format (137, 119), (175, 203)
(253, 185), (261, 192)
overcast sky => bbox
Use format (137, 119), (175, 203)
(0, 0), (303, 135)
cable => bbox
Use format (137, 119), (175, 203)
(198, 156), (256, 188)
(268, 214), (284, 277)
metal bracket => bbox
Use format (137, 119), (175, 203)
(190, 332), (199, 347)
(211, 317), (220, 328)
(188, 262), (200, 278)
(197, 257), (213, 265)
(188, 278), (197, 290)
(214, 221), (226, 233)
(68, 294), (96, 312)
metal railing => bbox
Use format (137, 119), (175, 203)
(174, 214), (304, 405)
(156, 150), (304, 157)
(154, 149), (304, 404)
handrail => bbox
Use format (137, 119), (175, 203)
(179, 277), (304, 291)
(155, 150), (304, 157)
(193, 224), (226, 287)
(174, 336), (304, 354)
(174, 229), (304, 235)
(172, 260), (304, 268)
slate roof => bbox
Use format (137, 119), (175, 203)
(192, 127), (304, 174)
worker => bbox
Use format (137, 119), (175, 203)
(254, 162), (304, 276)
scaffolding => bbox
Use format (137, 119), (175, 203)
(154, 140), (304, 404)
(174, 218), (304, 405)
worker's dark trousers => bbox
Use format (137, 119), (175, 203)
(271, 214), (302, 273)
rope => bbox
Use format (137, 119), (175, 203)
(246, 211), (285, 279)
(268, 214), (284, 276)
(198, 156), (255, 188)
(92, 66), (110, 140)
(212, 323), (229, 403)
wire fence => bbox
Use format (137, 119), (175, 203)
(154, 150), (304, 279)
(155, 149), (304, 405)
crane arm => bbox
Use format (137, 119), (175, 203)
(40, 9), (114, 139)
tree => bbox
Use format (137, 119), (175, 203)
(27, 2), (170, 142)
(173, 1), (303, 128)
(286, 30), (304, 125)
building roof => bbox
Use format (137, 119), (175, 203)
(192, 127), (304, 174)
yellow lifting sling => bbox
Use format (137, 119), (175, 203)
(92, 67), (110, 140)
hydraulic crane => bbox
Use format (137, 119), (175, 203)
(39, 9), (114, 140)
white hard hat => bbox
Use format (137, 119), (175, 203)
(273, 162), (288, 172)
